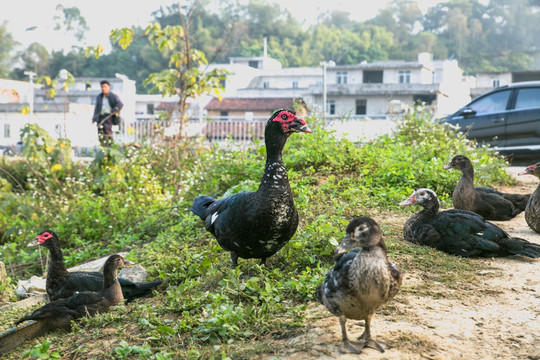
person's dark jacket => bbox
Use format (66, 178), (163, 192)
(92, 91), (124, 125)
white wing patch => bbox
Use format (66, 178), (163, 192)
(211, 212), (219, 224)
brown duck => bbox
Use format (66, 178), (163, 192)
(444, 155), (529, 220)
(15, 254), (130, 331)
(316, 217), (402, 354)
(518, 162), (540, 233)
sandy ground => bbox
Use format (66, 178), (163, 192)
(265, 169), (540, 360)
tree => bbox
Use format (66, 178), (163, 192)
(19, 43), (51, 77)
(53, 5), (90, 45)
(0, 21), (18, 77)
(88, 3), (227, 136)
(86, 2), (229, 202)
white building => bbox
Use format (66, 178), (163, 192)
(230, 53), (470, 118)
(472, 70), (540, 98)
(0, 74), (136, 148)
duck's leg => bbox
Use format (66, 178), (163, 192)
(230, 252), (239, 267)
(259, 257), (267, 266)
(357, 314), (386, 353)
(338, 316), (362, 354)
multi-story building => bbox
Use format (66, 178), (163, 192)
(234, 53), (470, 118)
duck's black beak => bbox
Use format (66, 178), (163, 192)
(123, 259), (135, 267)
(289, 116), (312, 133)
(334, 234), (352, 260)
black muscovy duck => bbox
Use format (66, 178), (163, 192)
(190, 109), (311, 266)
(29, 230), (161, 301)
(316, 217), (402, 354)
(15, 254), (129, 331)
(518, 162), (540, 233)
(443, 155), (529, 220)
(400, 188), (540, 258)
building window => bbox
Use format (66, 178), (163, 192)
(220, 79), (226, 88)
(54, 124), (62, 137)
(147, 104), (154, 115)
(263, 82), (270, 89)
(336, 71), (348, 84)
(355, 99), (366, 115)
(292, 80), (298, 89)
(327, 100), (336, 115)
(399, 70), (411, 84)
(363, 70), (383, 83)
(219, 111), (228, 120)
(493, 79), (500, 88)
(248, 60), (259, 69)
(3, 124), (10, 138)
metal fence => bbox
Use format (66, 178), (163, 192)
(116, 114), (393, 144)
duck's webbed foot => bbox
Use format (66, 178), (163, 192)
(339, 339), (364, 354)
(361, 337), (387, 353)
(357, 330), (387, 353)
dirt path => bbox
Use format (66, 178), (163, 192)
(265, 171), (540, 360)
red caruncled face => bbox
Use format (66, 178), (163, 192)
(272, 110), (310, 133)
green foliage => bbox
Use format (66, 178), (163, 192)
(113, 340), (153, 359)
(1, 110), (516, 358)
(22, 340), (61, 359)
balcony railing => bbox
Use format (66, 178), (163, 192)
(118, 114), (392, 144)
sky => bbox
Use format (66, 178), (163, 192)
(2, 0), (442, 53)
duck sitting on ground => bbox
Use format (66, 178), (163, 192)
(15, 254), (130, 331)
(400, 188), (540, 258)
(190, 109), (311, 267)
(443, 155), (529, 220)
(316, 217), (402, 354)
(518, 162), (540, 233)
(29, 230), (161, 301)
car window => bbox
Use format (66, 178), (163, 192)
(514, 87), (540, 110)
(468, 89), (511, 115)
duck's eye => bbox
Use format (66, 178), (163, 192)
(281, 114), (288, 120)
(357, 224), (368, 233)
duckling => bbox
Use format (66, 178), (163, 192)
(316, 217), (402, 354)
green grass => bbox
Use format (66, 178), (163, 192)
(0, 108), (512, 359)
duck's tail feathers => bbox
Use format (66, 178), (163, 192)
(502, 193), (530, 212)
(509, 237), (540, 258)
(190, 196), (216, 219)
(121, 280), (162, 302)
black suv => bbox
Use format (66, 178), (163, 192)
(442, 81), (540, 159)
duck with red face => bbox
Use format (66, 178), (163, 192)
(190, 109), (311, 267)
